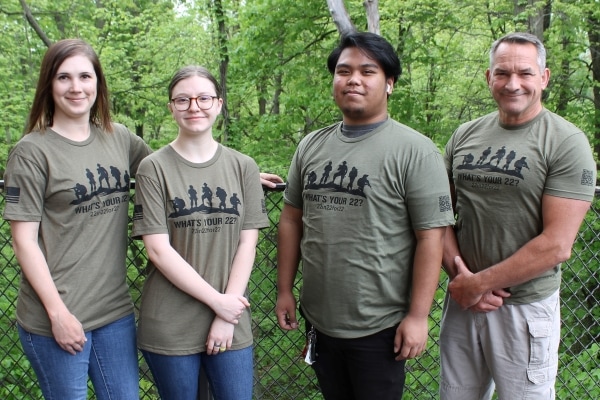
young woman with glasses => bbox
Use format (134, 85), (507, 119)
(132, 66), (269, 400)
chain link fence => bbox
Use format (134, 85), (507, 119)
(0, 183), (598, 399)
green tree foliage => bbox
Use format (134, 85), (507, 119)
(1, 0), (598, 177)
(225, 0), (339, 176)
(0, 1), (599, 397)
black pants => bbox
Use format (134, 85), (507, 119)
(307, 321), (406, 400)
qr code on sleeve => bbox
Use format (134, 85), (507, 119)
(581, 169), (594, 186)
(439, 195), (452, 213)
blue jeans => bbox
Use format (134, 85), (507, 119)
(142, 346), (253, 400)
(18, 313), (139, 400)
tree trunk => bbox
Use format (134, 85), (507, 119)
(364, 0), (380, 34)
(19, 0), (52, 47)
(554, 35), (570, 114)
(513, 0), (545, 40)
(212, 0), (230, 142)
(327, 0), (381, 36)
(326, 0), (355, 36)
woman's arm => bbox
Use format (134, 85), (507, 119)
(206, 229), (259, 353)
(142, 233), (249, 324)
(11, 221), (86, 355)
(224, 229), (259, 296)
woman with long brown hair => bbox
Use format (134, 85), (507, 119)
(3, 38), (151, 399)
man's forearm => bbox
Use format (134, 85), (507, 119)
(442, 225), (460, 279)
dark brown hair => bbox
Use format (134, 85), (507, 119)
(26, 39), (113, 133)
(167, 66), (222, 100)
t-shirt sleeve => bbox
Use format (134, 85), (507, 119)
(131, 158), (169, 238)
(544, 132), (596, 201)
(110, 124), (152, 176)
(283, 146), (304, 209)
(444, 129), (458, 180)
(241, 159), (270, 230)
(405, 149), (455, 230)
(3, 143), (46, 221)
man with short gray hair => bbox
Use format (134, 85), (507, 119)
(440, 32), (596, 399)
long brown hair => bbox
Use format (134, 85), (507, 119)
(26, 39), (113, 133)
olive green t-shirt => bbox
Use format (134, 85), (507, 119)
(444, 109), (596, 304)
(3, 124), (152, 335)
(132, 144), (269, 355)
(285, 118), (455, 339)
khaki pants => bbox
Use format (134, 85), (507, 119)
(439, 290), (560, 400)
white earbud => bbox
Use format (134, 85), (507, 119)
(386, 84), (391, 93)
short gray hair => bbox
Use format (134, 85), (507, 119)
(489, 32), (546, 72)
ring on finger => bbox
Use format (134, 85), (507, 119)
(219, 346), (226, 352)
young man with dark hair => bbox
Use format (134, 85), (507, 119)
(276, 32), (454, 400)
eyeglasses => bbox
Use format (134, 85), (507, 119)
(170, 95), (218, 111)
